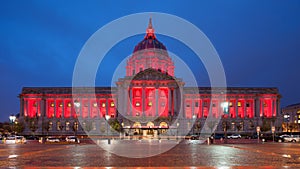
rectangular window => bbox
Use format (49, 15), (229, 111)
(195, 102), (199, 107)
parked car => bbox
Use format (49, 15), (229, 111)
(227, 134), (241, 139)
(65, 136), (80, 143)
(3, 136), (26, 144)
(213, 134), (225, 139)
(26, 135), (39, 140)
(278, 134), (290, 142)
(260, 134), (282, 142)
(46, 137), (60, 143)
(284, 135), (300, 142)
(15, 136), (26, 144)
(5, 136), (16, 144)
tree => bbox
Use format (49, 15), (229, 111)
(222, 120), (230, 132)
(248, 120), (255, 130)
(109, 119), (122, 132)
(28, 118), (39, 136)
(261, 118), (271, 132)
(14, 122), (25, 134)
(236, 121), (244, 132)
(194, 121), (201, 135)
(206, 119), (218, 134)
(83, 121), (92, 133)
(72, 121), (79, 136)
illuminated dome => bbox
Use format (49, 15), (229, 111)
(126, 18), (175, 77)
(133, 18), (167, 53)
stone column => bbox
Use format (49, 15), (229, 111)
(40, 99), (43, 117)
(171, 88), (174, 116)
(62, 99), (65, 119)
(20, 98), (24, 117)
(89, 98), (93, 119)
(79, 98), (83, 118)
(24, 99), (28, 117)
(192, 97), (195, 117)
(179, 86), (184, 118)
(106, 97), (109, 116)
(54, 99), (57, 118)
(272, 99), (275, 117)
(168, 88), (172, 116)
(155, 88), (159, 116)
(117, 85), (124, 117)
(142, 87), (145, 116)
(252, 99), (255, 118)
(129, 88), (133, 116)
(261, 99), (264, 117)
(173, 88), (177, 114)
(182, 96), (186, 118)
(255, 97), (260, 118)
(235, 98), (238, 118)
(201, 99), (204, 118)
(243, 99), (247, 118)
(120, 87), (129, 115)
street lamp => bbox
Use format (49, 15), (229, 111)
(192, 115), (196, 135)
(221, 102), (229, 143)
(176, 122), (180, 140)
(105, 115), (111, 144)
(9, 114), (16, 135)
(121, 122), (124, 139)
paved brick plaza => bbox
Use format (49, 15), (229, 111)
(1, 140), (300, 168)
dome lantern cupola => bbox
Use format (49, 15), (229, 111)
(145, 17), (156, 39)
(126, 18), (175, 77)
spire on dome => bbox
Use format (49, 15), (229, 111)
(148, 17), (153, 29)
(145, 17), (156, 39)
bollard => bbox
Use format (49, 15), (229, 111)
(207, 138), (210, 145)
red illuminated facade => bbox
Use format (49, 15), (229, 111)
(19, 19), (282, 136)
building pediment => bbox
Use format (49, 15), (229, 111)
(132, 68), (175, 81)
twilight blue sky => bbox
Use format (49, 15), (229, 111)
(0, 0), (300, 122)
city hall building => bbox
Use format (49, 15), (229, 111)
(18, 19), (282, 137)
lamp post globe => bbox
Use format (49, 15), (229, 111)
(9, 114), (16, 135)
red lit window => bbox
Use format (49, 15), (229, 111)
(238, 101), (242, 107)
(136, 102), (140, 107)
(110, 102), (115, 107)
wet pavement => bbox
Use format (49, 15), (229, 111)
(1, 140), (300, 169)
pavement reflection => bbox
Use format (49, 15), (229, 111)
(1, 141), (300, 168)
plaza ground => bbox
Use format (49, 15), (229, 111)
(1, 140), (300, 168)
